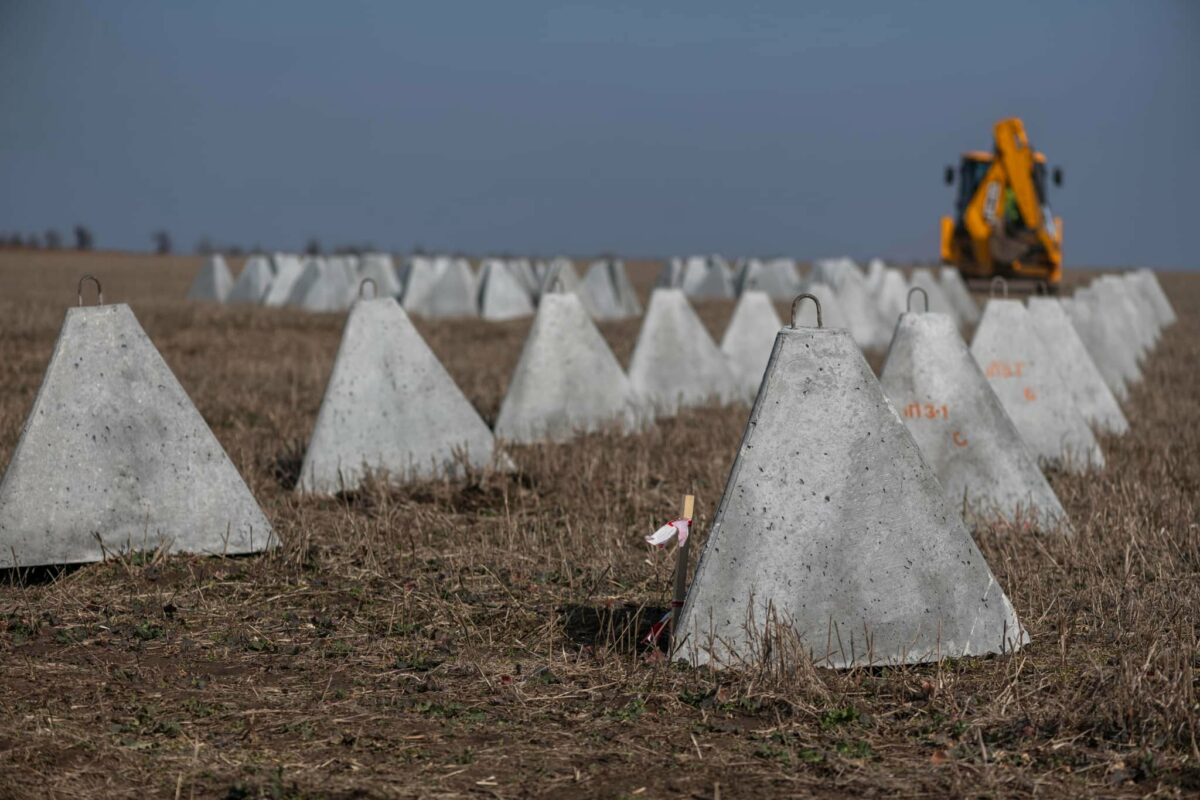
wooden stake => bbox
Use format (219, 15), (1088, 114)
(668, 494), (695, 646)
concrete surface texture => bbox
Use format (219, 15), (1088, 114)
(627, 288), (739, 415)
(971, 299), (1104, 472)
(720, 290), (783, 401)
(880, 311), (1069, 529)
(262, 255), (305, 307)
(1027, 297), (1129, 436)
(297, 298), (497, 493)
(0, 304), (275, 568)
(939, 266), (981, 326)
(580, 260), (632, 320)
(506, 258), (540, 298)
(494, 292), (642, 444)
(677, 324), (1027, 668)
(609, 259), (642, 317)
(1061, 293), (1131, 401)
(1115, 273), (1163, 347)
(809, 257), (861, 290)
(478, 260), (535, 321)
(186, 254), (233, 303)
(227, 255), (274, 305)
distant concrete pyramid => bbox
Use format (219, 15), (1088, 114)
(721, 290), (782, 401)
(628, 289), (739, 415)
(359, 254), (402, 298)
(865, 258), (887, 293)
(737, 259), (799, 300)
(1070, 287), (1142, 392)
(228, 256), (274, 304)
(971, 299), (1104, 472)
(286, 259), (350, 312)
(507, 258), (540, 298)
(881, 310), (1068, 528)
(581, 260), (640, 319)
(187, 255), (233, 303)
(0, 301), (274, 567)
(939, 266), (980, 325)
(263, 255), (305, 307)
(495, 291), (641, 443)
(403, 257), (478, 318)
(1094, 277), (1152, 362)
(298, 298), (497, 493)
(909, 268), (960, 326)
(1134, 268), (1176, 327)
(538, 259), (602, 315)
(681, 257), (735, 299)
(478, 260), (535, 321)
(810, 257), (862, 289)
(677, 306), (1026, 668)
(873, 268), (909, 334)
(1027, 297), (1129, 436)
(831, 272), (888, 350)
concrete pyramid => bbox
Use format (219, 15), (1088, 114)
(810, 257), (861, 289)
(579, 260), (630, 320)
(1135, 268), (1176, 327)
(1095, 277), (1152, 361)
(0, 303), (275, 567)
(881, 311), (1068, 528)
(873, 268), (909, 333)
(737, 259), (799, 300)
(1117, 273), (1162, 347)
(831, 272), (889, 350)
(681, 257), (734, 299)
(865, 258), (887, 293)
(507, 258), (540, 298)
(656, 258), (685, 289)
(287, 259), (350, 312)
(1079, 285), (1144, 382)
(720, 290), (783, 400)
(263, 255), (305, 307)
(909, 268), (960, 325)
(228, 256), (274, 304)
(298, 298), (496, 493)
(403, 257), (478, 318)
(495, 291), (641, 443)
(187, 255), (233, 303)
(971, 299), (1104, 471)
(478, 259), (534, 321)
(628, 289), (739, 415)
(939, 266), (980, 326)
(677, 317), (1026, 668)
(610, 259), (642, 316)
(1027, 297), (1129, 435)
(1062, 292), (1133, 401)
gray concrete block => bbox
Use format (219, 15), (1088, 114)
(495, 292), (642, 443)
(628, 289), (740, 415)
(262, 255), (304, 307)
(0, 304), (275, 567)
(939, 266), (980, 326)
(1061, 292), (1133, 401)
(187, 255), (233, 303)
(478, 260), (535, 321)
(720, 290), (782, 401)
(298, 298), (497, 493)
(881, 312), (1068, 528)
(678, 323), (1027, 668)
(1027, 297), (1129, 435)
(228, 256), (274, 305)
(971, 300), (1104, 472)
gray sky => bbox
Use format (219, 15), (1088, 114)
(1, 1), (1196, 267)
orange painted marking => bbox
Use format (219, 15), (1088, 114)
(985, 360), (1026, 379)
(903, 402), (951, 420)
(952, 431), (968, 447)
(1023, 387), (1037, 402)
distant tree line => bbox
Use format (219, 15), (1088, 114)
(0, 226), (94, 250)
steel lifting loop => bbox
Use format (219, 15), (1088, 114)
(990, 276), (1009, 299)
(790, 293), (823, 329)
(358, 277), (378, 300)
(907, 286), (929, 313)
(77, 274), (103, 307)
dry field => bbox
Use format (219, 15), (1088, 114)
(0, 251), (1197, 799)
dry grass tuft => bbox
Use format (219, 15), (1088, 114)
(0, 251), (1196, 797)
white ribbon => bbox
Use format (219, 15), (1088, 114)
(645, 518), (690, 549)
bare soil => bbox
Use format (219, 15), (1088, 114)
(0, 251), (1196, 798)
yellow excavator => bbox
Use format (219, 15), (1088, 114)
(940, 118), (1064, 291)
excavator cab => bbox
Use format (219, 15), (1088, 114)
(940, 118), (1064, 291)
